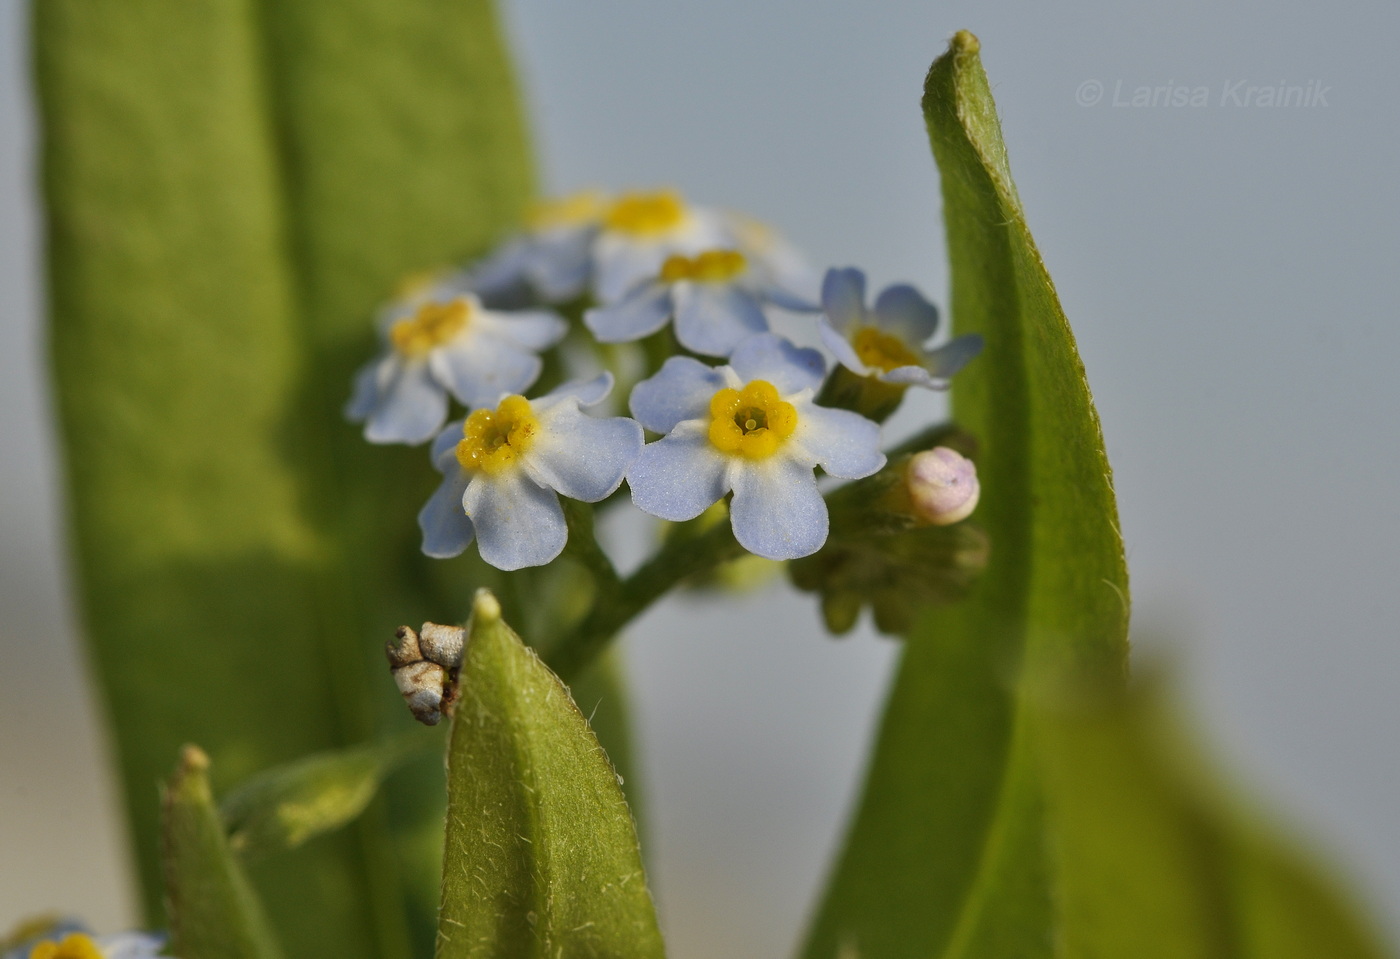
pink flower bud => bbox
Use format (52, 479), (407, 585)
(906, 447), (979, 525)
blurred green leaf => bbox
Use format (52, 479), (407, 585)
(438, 591), (665, 959)
(162, 746), (284, 959)
(802, 29), (1128, 959)
(220, 734), (433, 858)
(1032, 675), (1390, 959)
(33, 1), (533, 955)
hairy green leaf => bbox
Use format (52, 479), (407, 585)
(162, 746), (284, 959)
(802, 29), (1129, 959)
(33, 1), (533, 955)
(438, 591), (665, 959)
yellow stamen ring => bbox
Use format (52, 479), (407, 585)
(605, 190), (687, 236)
(659, 249), (747, 284)
(456, 395), (539, 476)
(708, 380), (797, 460)
(852, 326), (921, 373)
(525, 190), (608, 231)
(390, 298), (471, 358)
(29, 933), (105, 959)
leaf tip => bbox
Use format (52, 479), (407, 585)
(950, 29), (981, 56)
(179, 744), (211, 775)
(471, 587), (503, 626)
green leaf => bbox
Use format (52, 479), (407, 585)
(162, 746), (284, 959)
(33, 1), (533, 956)
(1032, 676), (1390, 959)
(802, 30), (1129, 958)
(438, 591), (665, 959)
(220, 734), (434, 858)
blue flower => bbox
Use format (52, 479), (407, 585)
(584, 248), (816, 357)
(590, 190), (730, 303)
(419, 374), (644, 570)
(626, 334), (885, 560)
(817, 267), (982, 388)
(346, 291), (566, 445)
(469, 190), (608, 304)
(2, 922), (169, 959)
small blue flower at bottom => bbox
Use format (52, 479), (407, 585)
(1, 923), (169, 959)
(626, 333), (886, 560)
(419, 374), (643, 571)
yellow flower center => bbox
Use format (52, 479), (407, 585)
(389, 298), (471, 358)
(659, 249), (748, 284)
(604, 190), (687, 236)
(852, 326), (921, 373)
(455, 395), (539, 475)
(708, 380), (798, 460)
(525, 190), (608, 231)
(29, 933), (104, 959)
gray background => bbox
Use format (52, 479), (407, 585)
(2, 1), (1397, 956)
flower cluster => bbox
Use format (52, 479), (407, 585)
(1, 920), (168, 959)
(346, 188), (983, 569)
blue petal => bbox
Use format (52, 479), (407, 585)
(727, 333), (826, 396)
(431, 333), (541, 408)
(873, 284), (939, 343)
(345, 355), (388, 421)
(816, 316), (870, 377)
(923, 333), (984, 378)
(593, 238), (667, 304)
(528, 405), (644, 501)
(463, 471), (567, 570)
(794, 403), (886, 479)
(728, 456), (828, 560)
(364, 359), (448, 444)
(629, 356), (730, 433)
(543, 371), (615, 408)
(627, 423), (730, 521)
(584, 281), (674, 343)
(430, 419), (465, 466)
(672, 282), (770, 356)
(526, 228), (596, 301)
(468, 238), (532, 300)
(418, 468), (475, 559)
(481, 307), (568, 350)
(820, 267), (867, 333)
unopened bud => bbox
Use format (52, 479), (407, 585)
(906, 447), (979, 525)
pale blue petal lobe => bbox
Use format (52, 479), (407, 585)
(431, 419), (466, 463)
(820, 267), (867, 332)
(627, 426), (730, 521)
(728, 332), (826, 396)
(489, 308), (568, 350)
(527, 228), (596, 301)
(817, 316), (870, 376)
(584, 282), (674, 343)
(345, 356), (387, 421)
(795, 404), (887, 479)
(543, 371), (615, 408)
(463, 472), (567, 570)
(432, 334), (541, 408)
(873, 284), (940, 343)
(923, 333), (984, 378)
(629, 356), (728, 433)
(528, 407), (644, 502)
(672, 282), (770, 356)
(594, 240), (666, 303)
(364, 360), (447, 444)
(419, 470), (475, 559)
(729, 457), (829, 560)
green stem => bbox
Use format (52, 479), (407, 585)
(562, 500), (622, 593)
(548, 520), (743, 683)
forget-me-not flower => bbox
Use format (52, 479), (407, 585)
(346, 291), (566, 445)
(591, 189), (730, 303)
(3, 925), (169, 959)
(419, 373), (643, 570)
(584, 248), (816, 357)
(626, 333), (885, 560)
(817, 267), (982, 388)
(469, 190), (608, 304)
